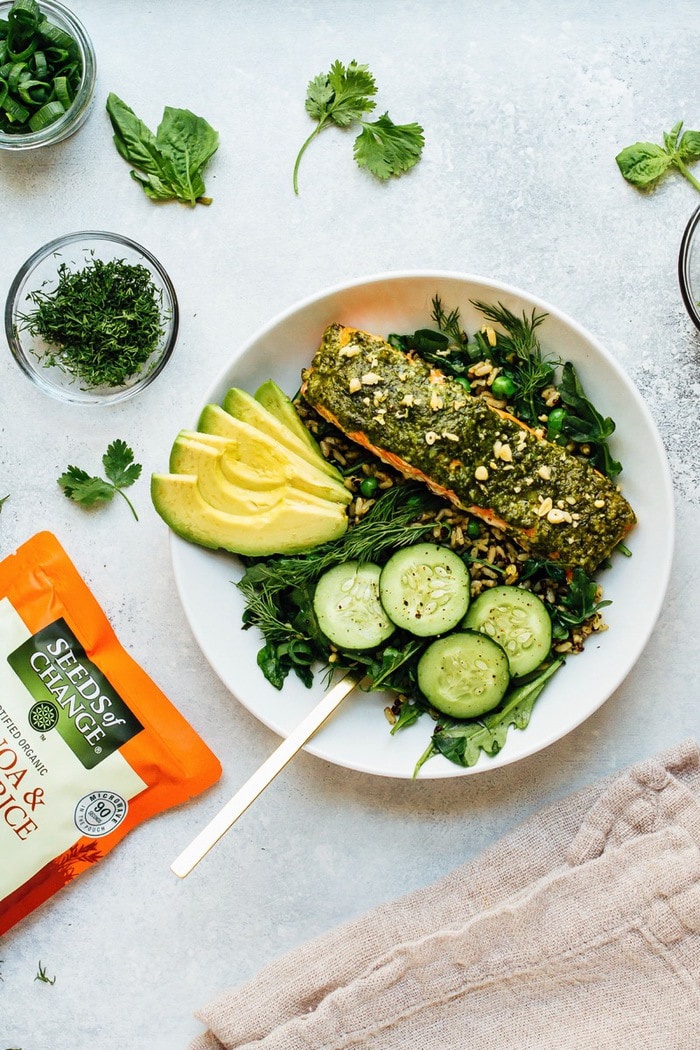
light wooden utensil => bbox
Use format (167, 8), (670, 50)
(171, 672), (361, 878)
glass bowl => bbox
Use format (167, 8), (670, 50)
(5, 231), (179, 404)
(0, 0), (96, 151)
(679, 204), (700, 333)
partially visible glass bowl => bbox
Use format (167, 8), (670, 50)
(5, 231), (179, 405)
(0, 0), (96, 151)
(679, 204), (700, 333)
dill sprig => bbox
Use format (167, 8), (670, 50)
(18, 253), (166, 388)
(238, 482), (440, 599)
(430, 294), (468, 346)
(470, 299), (557, 425)
(471, 299), (547, 361)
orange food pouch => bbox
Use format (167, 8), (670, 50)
(0, 531), (221, 935)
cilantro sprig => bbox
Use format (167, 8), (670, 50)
(58, 440), (142, 520)
(293, 60), (424, 194)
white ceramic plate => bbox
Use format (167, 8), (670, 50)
(170, 271), (674, 779)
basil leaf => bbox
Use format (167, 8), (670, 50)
(663, 120), (683, 153)
(106, 93), (163, 178)
(679, 130), (700, 162)
(129, 169), (176, 201)
(615, 142), (671, 187)
(155, 107), (219, 206)
(106, 94), (219, 207)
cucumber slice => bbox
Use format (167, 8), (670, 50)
(417, 631), (509, 719)
(379, 542), (470, 637)
(463, 585), (552, 677)
(313, 562), (396, 651)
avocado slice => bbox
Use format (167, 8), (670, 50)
(151, 473), (348, 555)
(221, 387), (343, 482)
(169, 437), (286, 514)
(188, 414), (351, 505)
(254, 379), (323, 456)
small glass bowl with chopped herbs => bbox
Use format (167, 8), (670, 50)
(0, 0), (96, 151)
(679, 204), (700, 333)
(5, 231), (179, 404)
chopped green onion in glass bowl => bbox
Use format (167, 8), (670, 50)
(0, 0), (96, 150)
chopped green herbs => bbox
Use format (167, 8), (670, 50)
(293, 59), (424, 194)
(18, 253), (166, 389)
(106, 93), (219, 207)
(0, 0), (83, 135)
(58, 440), (142, 520)
(616, 120), (700, 194)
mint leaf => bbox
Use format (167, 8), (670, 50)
(354, 112), (425, 179)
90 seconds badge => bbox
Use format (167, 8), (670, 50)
(74, 791), (128, 837)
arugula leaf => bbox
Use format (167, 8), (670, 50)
(414, 659), (565, 774)
(293, 60), (423, 193)
(616, 120), (700, 193)
(557, 362), (622, 477)
(58, 440), (142, 520)
(106, 93), (219, 206)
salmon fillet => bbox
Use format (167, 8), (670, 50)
(300, 323), (636, 573)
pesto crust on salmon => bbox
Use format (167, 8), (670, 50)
(301, 323), (636, 573)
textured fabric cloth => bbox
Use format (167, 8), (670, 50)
(191, 740), (700, 1050)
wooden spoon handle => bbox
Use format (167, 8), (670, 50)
(170, 673), (361, 878)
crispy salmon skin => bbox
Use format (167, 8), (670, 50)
(301, 323), (636, 573)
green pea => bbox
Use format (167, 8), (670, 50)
(546, 407), (567, 439)
(466, 519), (481, 539)
(491, 374), (516, 399)
(359, 476), (379, 498)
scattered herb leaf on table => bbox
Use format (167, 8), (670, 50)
(58, 440), (142, 520)
(106, 93), (219, 206)
(616, 120), (700, 193)
(293, 59), (424, 194)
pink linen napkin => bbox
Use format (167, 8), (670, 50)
(191, 739), (700, 1049)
